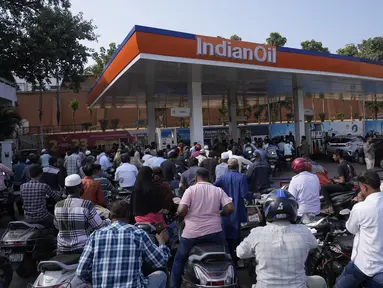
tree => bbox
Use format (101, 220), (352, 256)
(0, 107), (21, 140)
(358, 37), (383, 61)
(69, 98), (80, 128)
(85, 43), (118, 77)
(230, 34), (242, 41)
(366, 94), (383, 120)
(266, 32), (287, 47)
(337, 44), (359, 57)
(0, 0), (70, 82)
(301, 40), (329, 53)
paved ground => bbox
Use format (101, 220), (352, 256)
(5, 157), (378, 288)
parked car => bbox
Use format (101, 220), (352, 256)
(326, 136), (365, 164)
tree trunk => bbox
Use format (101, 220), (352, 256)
(207, 95), (211, 126)
(56, 75), (60, 125)
(350, 103), (353, 121)
(72, 111), (75, 131)
(39, 84), (44, 148)
(322, 98), (325, 113)
(312, 97), (315, 121)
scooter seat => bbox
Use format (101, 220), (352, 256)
(188, 244), (228, 262)
(50, 254), (81, 265)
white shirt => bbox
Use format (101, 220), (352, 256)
(142, 154), (152, 163)
(288, 171), (320, 216)
(114, 163), (138, 188)
(346, 192), (383, 277)
(237, 222), (317, 288)
(284, 143), (293, 156)
(99, 153), (111, 171)
(230, 155), (252, 173)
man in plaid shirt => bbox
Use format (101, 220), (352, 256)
(64, 147), (81, 176)
(76, 200), (170, 288)
(21, 164), (62, 228)
(54, 174), (110, 254)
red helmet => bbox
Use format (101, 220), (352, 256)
(194, 144), (201, 151)
(291, 157), (308, 174)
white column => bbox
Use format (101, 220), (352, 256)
(188, 65), (204, 146)
(146, 63), (156, 144)
(293, 88), (305, 145)
(228, 86), (239, 141)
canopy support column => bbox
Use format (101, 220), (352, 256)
(188, 65), (204, 146)
(293, 87), (305, 146)
(228, 85), (239, 141)
(146, 63), (156, 144)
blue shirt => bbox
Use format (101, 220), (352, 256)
(40, 154), (51, 168)
(13, 162), (27, 185)
(151, 157), (166, 168)
(214, 171), (252, 239)
(76, 221), (170, 288)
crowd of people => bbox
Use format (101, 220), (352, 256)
(0, 136), (381, 288)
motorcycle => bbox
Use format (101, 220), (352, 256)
(0, 221), (56, 278)
(116, 187), (132, 203)
(30, 254), (90, 288)
(266, 146), (279, 177)
(305, 212), (353, 288)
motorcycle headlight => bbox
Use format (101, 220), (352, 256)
(194, 265), (208, 285)
(224, 265), (235, 285)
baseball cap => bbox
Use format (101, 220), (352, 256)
(221, 152), (229, 159)
(204, 145), (209, 150)
(85, 150), (91, 156)
(41, 149), (46, 153)
(65, 174), (82, 187)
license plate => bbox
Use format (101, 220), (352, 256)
(248, 214), (260, 222)
(9, 253), (23, 262)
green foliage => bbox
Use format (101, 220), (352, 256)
(230, 34), (242, 41)
(366, 99), (383, 120)
(319, 112), (326, 121)
(358, 37), (383, 61)
(0, 107), (21, 140)
(337, 44), (359, 57)
(69, 98), (80, 111)
(301, 40), (329, 53)
(266, 32), (287, 47)
(85, 42), (118, 77)
(336, 112), (345, 121)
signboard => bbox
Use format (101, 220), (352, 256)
(219, 116), (230, 122)
(171, 108), (190, 117)
(236, 116), (248, 122)
(304, 108), (314, 116)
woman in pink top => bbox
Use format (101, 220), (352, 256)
(131, 166), (167, 227)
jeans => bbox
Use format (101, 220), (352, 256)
(147, 271), (167, 288)
(170, 231), (226, 288)
(334, 261), (383, 288)
(26, 213), (55, 228)
(320, 183), (352, 206)
(227, 237), (240, 266)
(307, 276), (327, 288)
(365, 158), (375, 170)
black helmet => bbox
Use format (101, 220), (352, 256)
(263, 189), (298, 222)
(28, 153), (39, 164)
(120, 153), (130, 163)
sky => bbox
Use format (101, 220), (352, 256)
(70, 0), (382, 64)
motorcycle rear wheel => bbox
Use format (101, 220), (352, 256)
(0, 257), (12, 288)
(16, 253), (37, 278)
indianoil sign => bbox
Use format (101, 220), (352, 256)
(196, 37), (276, 64)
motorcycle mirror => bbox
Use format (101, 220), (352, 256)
(173, 197), (181, 204)
(339, 208), (351, 215)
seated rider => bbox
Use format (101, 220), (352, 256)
(288, 158), (320, 220)
(237, 189), (327, 288)
(320, 149), (355, 214)
(21, 164), (61, 228)
(246, 151), (271, 194)
(76, 200), (170, 288)
(171, 168), (234, 288)
(54, 174), (109, 254)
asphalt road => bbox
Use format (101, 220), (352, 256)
(5, 158), (378, 288)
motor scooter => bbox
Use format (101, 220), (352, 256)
(0, 221), (56, 278)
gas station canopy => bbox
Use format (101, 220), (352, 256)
(87, 25), (383, 144)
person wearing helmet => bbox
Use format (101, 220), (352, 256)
(288, 158), (321, 219)
(320, 149), (355, 214)
(237, 189), (327, 288)
(54, 174), (109, 254)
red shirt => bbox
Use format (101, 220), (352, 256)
(81, 177), (106, 208)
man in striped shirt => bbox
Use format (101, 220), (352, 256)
(54, 174), (109, 254)
(93, 164), (118, 208)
